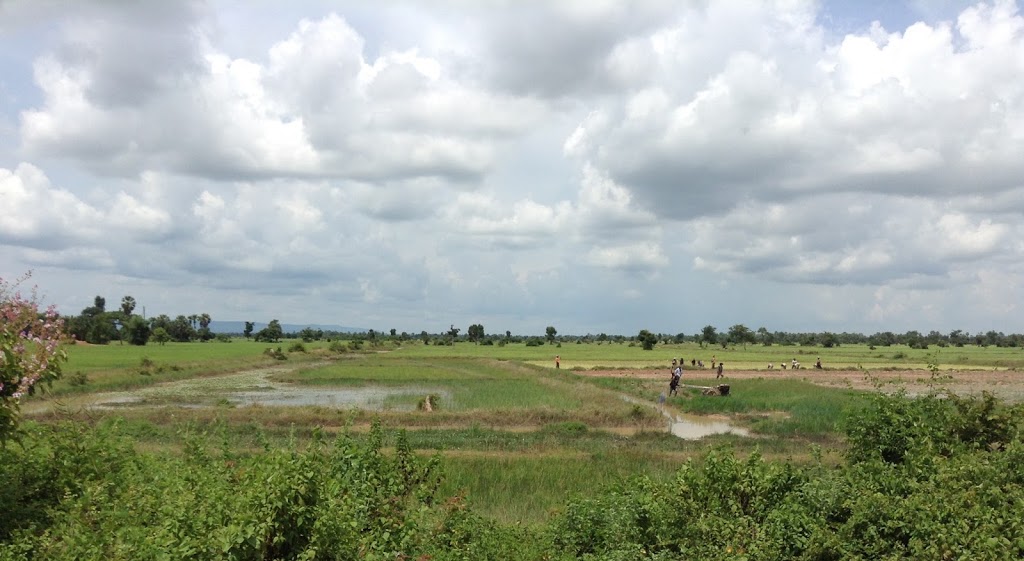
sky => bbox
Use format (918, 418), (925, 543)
(1, 0), (1022, 337)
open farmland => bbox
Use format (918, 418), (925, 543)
(6, 337), (1024, 558)
(22, 338), (1024, 524)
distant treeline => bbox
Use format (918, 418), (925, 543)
(62, 295), (1024, 349)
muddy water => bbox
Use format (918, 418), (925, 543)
(668, 415), (750, 439)
(71, 366), (748, 438)
(622, 394), (750, 440)
(87, 367), (449, 412)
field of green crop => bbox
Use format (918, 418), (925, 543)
(24, 338), (1023, 524)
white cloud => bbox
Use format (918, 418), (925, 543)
(3, 1), (1024, 336)
(20, 11), (548, 183)
(0, 163), (103, 245)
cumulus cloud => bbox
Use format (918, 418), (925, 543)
(688, 193), (1022, 286)
(20, 10), (548, 184)
(3, 1), (1024, 335)
(568, 0), (1024, 209)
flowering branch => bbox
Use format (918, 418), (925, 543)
(1, 271), (69, 442)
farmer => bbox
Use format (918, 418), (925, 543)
(669, 362), (682, 396)
(716, 362), (724, 379)
(555, 355), (560, 369)
(815, 357), (822, 369)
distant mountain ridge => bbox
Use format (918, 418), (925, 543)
(209, 320), (366, 334)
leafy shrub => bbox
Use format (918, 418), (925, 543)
(2, 422), (531, 560)
(287, 342), (306, 353)
(263, 347), (287, 360)
(543, 421), (588, 435)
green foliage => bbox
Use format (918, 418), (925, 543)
(548, 387), (1024, 560)
(150, 326), (171, 345)
(263, 347), (287, 360)
(843, 378), (1022, 465)
(636, 329), (657, 351)
(1, 273), (68, 444)
(254, 319), (283, 343)
(1, 421), (507, 561)
(4, 380), (1024, 559)
(124, 315), (151, 345)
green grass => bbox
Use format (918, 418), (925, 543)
(387, 340), (1024, 371)
(30, 337), (1016, 525)
(439, 451), (686, 524)
(588, 375), (868, 438)
(676, 378), (868, 436)
(53, 339), (332, 394)
(277, 357), (595, 411)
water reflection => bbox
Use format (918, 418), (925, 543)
(228, 387), (450, 410)
(669, 415), (750, 439)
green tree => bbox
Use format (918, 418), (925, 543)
(150, 327), (171, 345)
(149, 314), (171, 331)
(168, 315), (195, 342)
(255, 320), (283, 343)
(124, 315), (151, 346)
(727, 324), (754, 349)
(700, 325), (718, 348)
(120, 296), (136, 317)
(299, 327), (318, 343)
(756, 326), (773, 346)
(637, 329), (658, 351)
(244, 321), (254, 340)
(195, 313), (213, 341)
(545, 326), (557, 344)
(467, 324), (484, 343)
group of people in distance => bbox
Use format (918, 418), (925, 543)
(668, 356), (725, 396)
(766, 357), (823, 370)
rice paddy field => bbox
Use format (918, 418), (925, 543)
(24, 338), (1024, 524)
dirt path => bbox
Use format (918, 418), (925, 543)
(575, 368), (1024, 401)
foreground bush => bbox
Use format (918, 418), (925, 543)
(0, 421), (551, 561)
(2, 385), (1022, 560)
(550, 386), (1024, 560)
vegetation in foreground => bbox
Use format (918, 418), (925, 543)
(2, 384), (1023, 560)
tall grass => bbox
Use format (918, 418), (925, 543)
(677, 378), (867, 436)
(439, 452), (686, 524)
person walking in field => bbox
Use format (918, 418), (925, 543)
(555, 355), (560, 369)
(716, 362), (724, 379)
(669, 361), (682, 396)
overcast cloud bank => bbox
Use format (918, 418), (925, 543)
(1, 0), (1022, 335)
